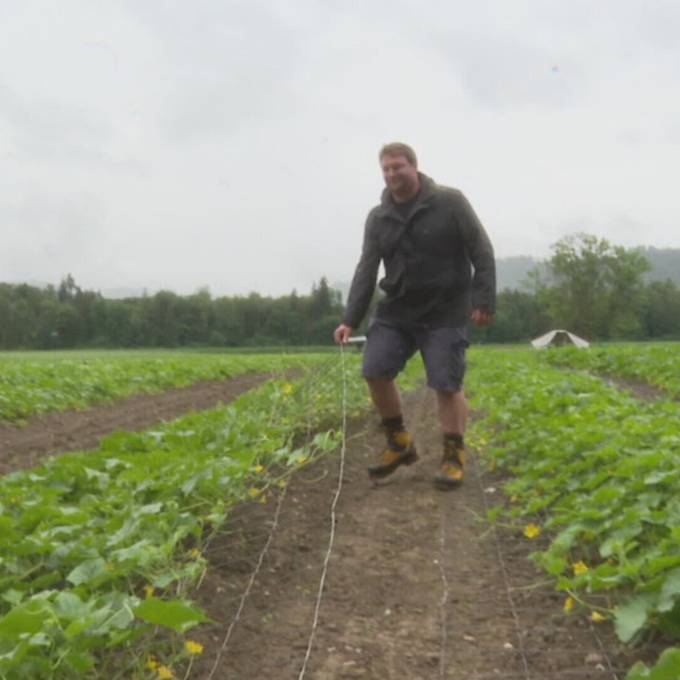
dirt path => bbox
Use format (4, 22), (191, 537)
(190, 387), (643, 680)
(0, 373), (271, 472)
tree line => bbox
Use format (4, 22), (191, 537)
(0, 276), (343, 349)
(472, 233), (680, 343)
(1, 234), (679, 350)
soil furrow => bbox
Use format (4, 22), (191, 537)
(0, 372), (271, 471)
(189, 386), (639, 679)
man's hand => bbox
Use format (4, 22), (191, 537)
(333, 323), (353, 344)
(471, 309), (493, 327)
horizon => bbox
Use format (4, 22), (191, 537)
(5, 241), (679, 300)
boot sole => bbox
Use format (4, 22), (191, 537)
(368, 449), (419, 479)
(433, 473), (463, 490)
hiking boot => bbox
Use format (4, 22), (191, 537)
(434, 440), (465, 489)
(368, 430), (418, 479)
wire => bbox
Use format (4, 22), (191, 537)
(437, 504), (450, 678)
(473, 452), (533, 680)
(297, 343), (348, 679)
(205, 481), (288, 680)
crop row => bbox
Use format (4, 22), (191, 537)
(0, 351), (423, 679)
(466, 348), (680, 678)
(538, 342), (680, 398)
(0, 352), (328, 423)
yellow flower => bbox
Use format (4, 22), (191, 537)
(189, 548), (201, 559)
(184, 639), (204, 655)
(254, 464), (264, 473)
(563, 596), (574, 612)
(146, 656), (158, 670)
(143, 584), (154, 599)
(590, 611), (605, 623)
(523, 523), (542, 539)
(572, 561), (589, 576)
(248, 487), (260, 498)
(156, 665), (174, 679)
(297, 456), (308, 465)
(282, 383), (293, 395)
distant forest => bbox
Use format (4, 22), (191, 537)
(1, 237), (679, 349)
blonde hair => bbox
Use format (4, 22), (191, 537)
(379, 142), (417, 167)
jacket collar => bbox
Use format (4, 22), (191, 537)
(376, 172), (437, 220)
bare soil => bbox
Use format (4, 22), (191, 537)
(188, 387), (657, 680)
(0, 373), (271, 472)
(598, 374), (669, 401)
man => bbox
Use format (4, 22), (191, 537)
(333, 142), (495, 488)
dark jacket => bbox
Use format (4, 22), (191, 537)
(343, 173), (496, 328)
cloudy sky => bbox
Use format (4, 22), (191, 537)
(2, 1), (679, 297)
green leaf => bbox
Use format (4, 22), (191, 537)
(627, 647), (680, 680)
(624, 660), (651, 679)
(104, 601), (135, 631)
(1, 590), (23, 607)
(0, 600), (51, 639)
(134, 597), (211, 632)
(110, 539), (153, 565)
(54, 592), (89, 620)
(66, 557), (108, 586)
(64, 616), (96, 639)
(658, 568), (680, 613)
(650, 647), (680, 679)
(615, 595), (654, 642)
(64, 651), (95, 672)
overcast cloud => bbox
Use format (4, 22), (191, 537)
(1, 0), (679, 297)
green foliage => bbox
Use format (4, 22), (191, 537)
(0, 350), (424, 677)
(466, 345), (680, 678)
(0, 352), (315, 423)
(541, 343), (680, 398)
(537, 233), (650, 339)
(474, 235), (680, 343)
(625, 647), (680, 679)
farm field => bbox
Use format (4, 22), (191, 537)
(0, 344), (679, 678)
(538, 342), (680, 398)
(0, 350), (331, 423)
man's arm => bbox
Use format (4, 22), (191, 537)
(341, 213), (381, 329)
(454, 192), (496, 321)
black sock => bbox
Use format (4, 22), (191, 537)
(444, 432), (464, 448)
(382, 415), (405, 432)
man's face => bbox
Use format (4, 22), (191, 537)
(380, 153), (418, 198)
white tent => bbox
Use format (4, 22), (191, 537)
(530, 329), (590, 349)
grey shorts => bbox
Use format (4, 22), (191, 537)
(362, 320), (469, 392)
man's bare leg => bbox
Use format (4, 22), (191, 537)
(434, 388), (467, 487)
(435, 389), (467, 434)
(366, 377), (402, 418)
